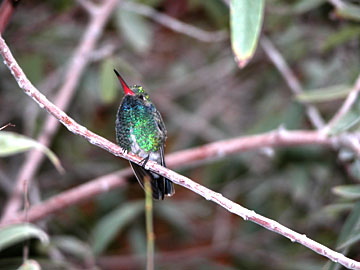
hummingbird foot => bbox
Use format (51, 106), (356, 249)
(140, 155), (150, 169)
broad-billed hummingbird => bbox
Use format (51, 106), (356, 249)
(114, 69), (175, 200)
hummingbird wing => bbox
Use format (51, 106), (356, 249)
(159, 145), (175, 197)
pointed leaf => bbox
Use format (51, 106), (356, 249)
(334, 2), (360, 22)
(230, 0), (265, 68)
(321, 203), (353, 217)
(296, 84), (351, 103)
(0, 224), (49, 252)
(335, 201), (360, 249)
(92, 200), (144, 254)
(333, 185), (360, 200)
(328, 95), (360, 135)
(0, 131), (64, 173)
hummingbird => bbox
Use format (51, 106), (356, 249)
(114, 69), (175, 200)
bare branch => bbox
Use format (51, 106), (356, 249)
(121, 1), (228, 43)
(261, 36), (325, 130)
(2, 26), (360, 270)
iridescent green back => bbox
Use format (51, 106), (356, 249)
(115, 86), (166, 153)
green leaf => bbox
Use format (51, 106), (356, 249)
(52, 236), (93, 260)
(115, 8), (153, 54)
(349, 159), (360, 181)
(321, 203), (353, 217)
(230, 0), (265, 68)
(0, 131), (64, 173)
(322, 26), (360, 52)
(336, 201), (360, 249)
(17, 260), (41, 270)
(293, 0), (326, 14)
(99, 58), (117, 104)
(328, 95), (360, 135)
(0, 224), (49, 252)
(92, 200), (144, 254)
(333, 185), (360, 200)
(334, 2), (360, 22)
(296, 84), (352, 103)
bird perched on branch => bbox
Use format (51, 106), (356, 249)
(114, 69), (175, 200)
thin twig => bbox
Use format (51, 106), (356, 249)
(144, 176), (154, 270)
(0, 0), (119, 223)
(0, 122), (15, 130)
(261, 36), (325, 130)
(324, 74), (360, 133)
(121, 1), (228, 43)
(2, 32), (360, 270)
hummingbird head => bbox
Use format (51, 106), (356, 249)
(114, 69), (152, 104)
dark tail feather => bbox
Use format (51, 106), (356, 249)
(130, 162), (174, 200)
(164, 178), (175, 197)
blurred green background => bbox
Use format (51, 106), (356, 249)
(0, 0), (360, 269)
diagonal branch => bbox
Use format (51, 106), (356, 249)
(1, 34), (360, 270)
(0, 0), (119, 223)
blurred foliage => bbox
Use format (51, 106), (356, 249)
(0, 131), (63, 173)
(0, 0), (360, 269)
(0, 224), (49, 252)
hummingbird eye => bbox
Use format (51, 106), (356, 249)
(139, 94), (145, 100)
